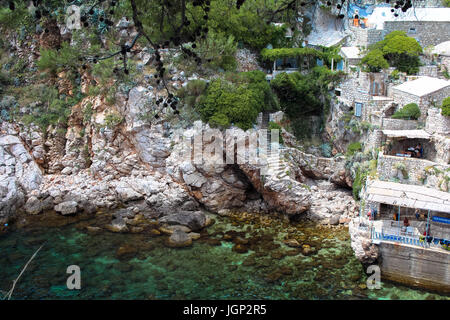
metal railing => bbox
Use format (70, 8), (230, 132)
(372, 227), (450, 250)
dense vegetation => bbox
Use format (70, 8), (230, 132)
(178, 70), (278, 130)
(270, 66), (344, 138)
(361, 31), (422, 74)
(392, 103), (421, 120)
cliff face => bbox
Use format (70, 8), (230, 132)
(0, 85), (359, 229)
(0, 128), (43, 224)
(0, 24), (359, 231)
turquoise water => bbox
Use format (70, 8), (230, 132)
(0, 212), (449, 300)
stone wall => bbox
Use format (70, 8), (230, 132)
(381, 118), (418, 130)
(378, 242), (450, 293)
(364, 129), (383, 154)
(439, 56), (450, 75)
(418, 65), (438, 77)
(384, 21), (450, 47)
(377, 153), (450, 187)
(426, 107), (450, 134)
(339, 72), (371, 106)
(348, 26), (383, 48)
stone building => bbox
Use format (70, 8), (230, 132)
(339, 47), (363, 72)
(366, 7), (450, 48)
(337, 70), (390, 120)
(391, 76), (450, 121)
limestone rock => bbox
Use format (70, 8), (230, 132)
(54, 201), (78, 215)
(330, 215), (340, 225)
(115, 182), (144, 202)
(24, 196), (42, 215)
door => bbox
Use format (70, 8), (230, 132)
(355, 102), (363, 117)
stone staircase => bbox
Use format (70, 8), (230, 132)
(259, 111), (293, 182)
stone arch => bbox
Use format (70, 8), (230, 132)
(381, 103), (397, 118)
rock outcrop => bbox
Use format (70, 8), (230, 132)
(0, 124), (43, 224)
(348, 218), (380, 266)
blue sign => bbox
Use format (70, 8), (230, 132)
(432, 216), (450, 224)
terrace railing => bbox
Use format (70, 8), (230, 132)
(372, 227), (450, 251)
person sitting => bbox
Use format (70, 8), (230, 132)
(414, 144), (423, 158)
(403, 217), (410, 227)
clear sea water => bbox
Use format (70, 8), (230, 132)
(0, 211), (449, 300)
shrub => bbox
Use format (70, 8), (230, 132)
(320, 143), (332, 158)
(197, 78), (260, 130)
(177, 80), (208, 108)
(442, 97), (450, 117)
(392, 103), (421, 120)
(232, 70), (278, 111)
(20, 85), (78, 132)
(0, 71), (11, 95)
(347, 142), (362, 156)
(390, 69), (400, 80)
(193, 71), (278, 130)
(270, 67), (343, 139)
(37, 42), (81, 75)
(352, 167), (367, 200)
(192, 31), (237, 72)
(209, 113), (230, 129)
(104, 112), (123, 129)
(207, 0), (286, 50)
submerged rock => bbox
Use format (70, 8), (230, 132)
(206, 238), (222, 246)
(232, 243), (248, 254)
(106, 217), (129, 233)
(116, 244), (138, 260)
(283, 239), (301, 248)
(159, 211), (208, 231)
(166, 229), (192, 248)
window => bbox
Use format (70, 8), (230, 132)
(355, 102), (363, 117)
(335, 89), (341, 97)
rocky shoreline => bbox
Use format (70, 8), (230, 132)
(1, 94), (358, 238)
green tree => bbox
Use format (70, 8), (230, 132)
(442, 97), (450, 117)
(361, 49), (389, 72)
(362, 31), (422, 74)
(194, 70), (277, 130)
(192, 31), (237, 72)
(270, 67), (343, 138)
